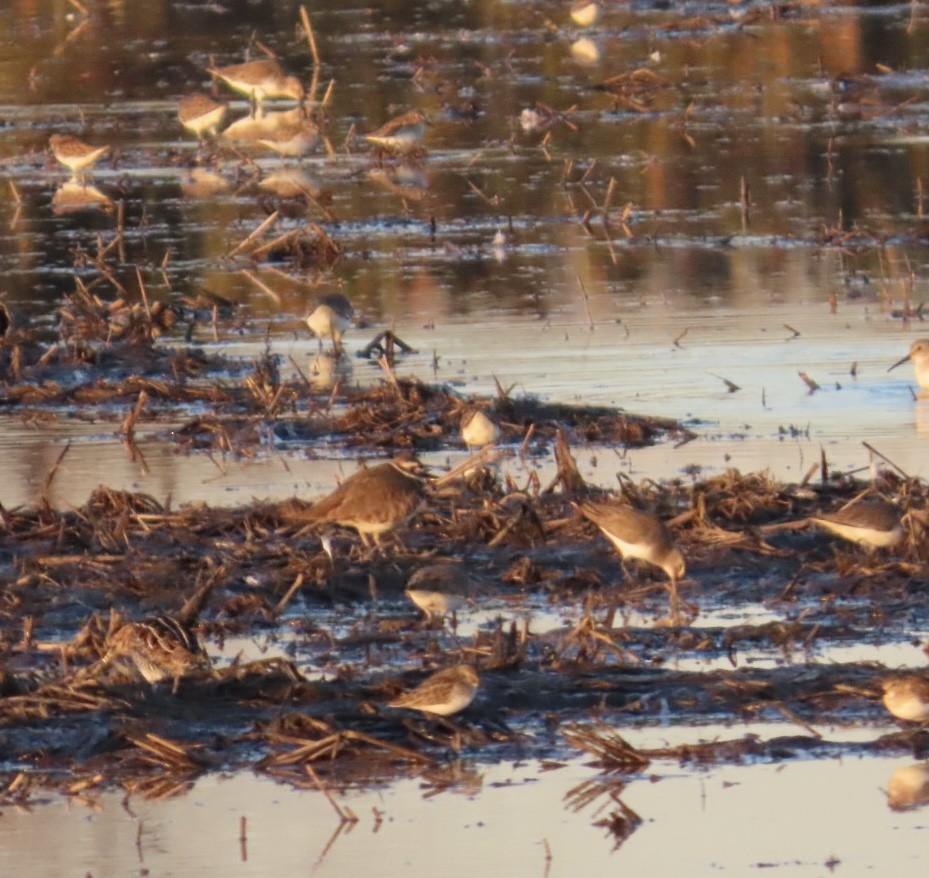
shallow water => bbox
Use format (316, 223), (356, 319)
(3, 752), (929, 878)
(2, 0), (929, 874)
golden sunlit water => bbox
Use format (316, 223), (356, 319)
(2, 0), (929, 873)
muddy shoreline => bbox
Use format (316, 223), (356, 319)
(0, 328), (926, 805)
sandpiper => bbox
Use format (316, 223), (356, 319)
(889, 339), (929, 390)
(306, 292), (354, 355)
(388, 664), (480, 716)
(881, 676), (929, 723)
(570, 0), (601, 27)
(103, 615), (210, 692)
(178, 93), (227, 140)
(578, 499), (686, 615)
(405, 563), (473, 624)
(886, 763), (929, 811)
(297, 458), (426, 550)
(363, 110), (427, 155)
(810, 498), (905, 550)
(578, 500), (686, 582)
(461, 409), (500, 451)
(48, 134), (109, 177)
(209, 59), (304, 109)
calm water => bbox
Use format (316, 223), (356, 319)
(3, 0), (929, 873)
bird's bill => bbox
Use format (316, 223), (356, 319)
(888, 353), (911, 373)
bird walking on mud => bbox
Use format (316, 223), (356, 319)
(388, 664), (480, 716)
(881, 676), (929, 724)
(306, 292), (354, 356)
(810, 497), (905, 551)
(461, 409), (500, 451)
(209, 59), (304, 110)
(577, 499), (686, 620)
(405, 562), (474, 625)
(363, 110), (427, 155)
(48, 134), (109, 179)
(889, 339), (929, 391)
(291, 458), (427, 552)
(98, 615), (210, 693)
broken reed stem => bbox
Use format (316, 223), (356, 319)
(300, 6), (321, 67)
(274, 573), (305, 615)
(861, 440), (910, 481)
(135, 266), (151, 318)
(305, 763), (357, 823)
(39, 441), (71, 504)
(228, 210), (280, 257)
(576, 275), (594, 331)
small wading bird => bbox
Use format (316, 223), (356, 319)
(810, 498), (905, 551)
(577, 499), (686, 619)
(570, 0), (601, 27)
(100, 615), (210, 693)
(881, 676), (929, 723)
(177, 94), (227, 140)
(888, 339), (929, 391)
(460, 409), (500, 451)
(388, 664), (480, 716)
(306, 292), (354, 355)
(294, 458), (427, 552)
(209, 58), (304, 110)
(48, 134), (109, 179)
(405, 563), (474, 625)
(363, 110), (427, 155)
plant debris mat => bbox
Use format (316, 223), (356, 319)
(1, 452), (929, 803)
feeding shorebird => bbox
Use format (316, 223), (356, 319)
(886, 763), (929, 811)
(48, 134), (109, 178)
(363, 110), (427, 155)
(461, 409), (500, 451)
(388, 664), (480, 716)
(881, 676), (929, 723)
(889, 339), (929, 391)
(101, 615), (210, 692)
(405, 563), (474, 624)
(296, 458), (426, 551)
(178, 94), (227, 140)
(306, 292), (354, 355)
(578, 500), (686, 616)
(810, 498), (905, 551)
(209, 59), (304, 109)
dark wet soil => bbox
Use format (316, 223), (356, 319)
(0, 324), (927, 804)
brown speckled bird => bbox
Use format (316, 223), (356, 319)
(297, 459), (426, 550)
(388, 664), (479, 716)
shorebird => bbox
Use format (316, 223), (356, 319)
(405, 563), (473, 624)
(388, 664), (480, 716)
(178, 94), (227, 140)
(209, 59), (304, 109)
(363, 110), (427, 155)
(296, 458), (426, 550)
(881, 676), (929, 723)
(578, 500), (686, 616)
(461, 409), (500, 451)
(306, 292), (354, 355)
(887, 763), (929, 811)
(570, 0), (601, 27)
(889, 339), (929, 391)
(102, 615), (210, 692)
(810, 498), (905, 550)
(48, 134), (109, 178)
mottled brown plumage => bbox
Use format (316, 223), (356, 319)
(299, 459), (426, 548)
(103, 616), (210, 691)
(388, 665), (479, 716)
